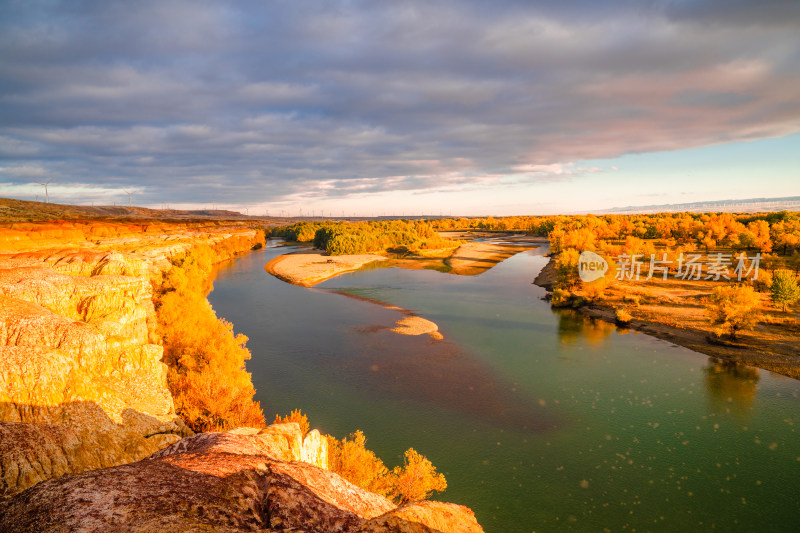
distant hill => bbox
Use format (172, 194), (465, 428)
(601, 196), (800, 215)
(0, 197), (258, 223)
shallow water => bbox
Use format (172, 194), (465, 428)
(209, 242), (800, 532)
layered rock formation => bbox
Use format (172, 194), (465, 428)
(0, 423), (482, 532)
(0, 224), (262, 498)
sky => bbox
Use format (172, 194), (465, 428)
(0, 0), (798, 216)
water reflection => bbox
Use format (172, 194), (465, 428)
(703, 358), (760, 419)
(553, 309), (617, 346)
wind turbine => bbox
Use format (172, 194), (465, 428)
(36, 179), (54, 203)
(123, 190), (133, 206)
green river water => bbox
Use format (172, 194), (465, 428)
(208, 240), (799, 532)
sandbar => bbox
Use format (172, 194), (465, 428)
(265, 249), (386, 287)
(445, 241), (536, 275)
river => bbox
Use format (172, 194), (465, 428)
(208, 240), (800, 532)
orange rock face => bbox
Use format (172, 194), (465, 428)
(0, 225), (264, 497)
(0, 426), (483, 533)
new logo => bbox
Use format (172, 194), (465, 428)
(578, 251), (608, 282)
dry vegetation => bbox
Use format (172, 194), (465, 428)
(523, 211), (800, 377)
(155, 236), (268, 432)
(0, 197), (248, 222)
(276, 410), (447, 504)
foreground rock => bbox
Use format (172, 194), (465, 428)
(0, 424), (482, 533)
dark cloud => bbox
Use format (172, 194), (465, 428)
(0, 0), (798, 206)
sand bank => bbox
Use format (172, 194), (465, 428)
(445, 241), (536, 275)
(266, 236), (539, 287)
(264, 249), (386, 287)
(390, 315), (444, 340)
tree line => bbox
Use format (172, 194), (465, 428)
(274, 219), (460, 255)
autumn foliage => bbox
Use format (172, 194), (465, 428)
(706, 285), (761, 340)
(274, 409), (310, 435)
(156, 236), (267, 432)
(325, 429), (446, 504)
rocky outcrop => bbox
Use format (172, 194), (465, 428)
(0, 257), (185, 497)
(0, 225), (263, 497)
(302, 428), (329, 469)
(0, 424), (482, 532)
(363, 501), (483, 532)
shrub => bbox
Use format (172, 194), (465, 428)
(583, 277), (607, 302)
(156, 235), (267, 432)
(752, 269), (773, 293)
(706, 285), (761, 340)
(326, 430), (393, 497)
(389, 448), (447, 504)
(275, 409), (310, 435)
(326, 430), (447, 504)
(615, 308), (633, 324)
(770, 270), (800, 312)
(623, 294), (641, 306)
(550, 288), (572, 308)
(554, 249), (580, 289)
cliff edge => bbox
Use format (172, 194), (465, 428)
(0, 423), (481, 532)
(0, 223), (261, 497)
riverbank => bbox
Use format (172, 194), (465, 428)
(265, 236), (540, 287)
(445, 241), (536, 275)
(535, 257), (800, 379)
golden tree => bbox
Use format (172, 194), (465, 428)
(389, 448), (447, 504)
(706, 285), (761, 340)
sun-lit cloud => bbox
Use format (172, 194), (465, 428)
(0, 0), (798, 213)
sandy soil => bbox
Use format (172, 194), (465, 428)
(264, 249), (386, 287)
(535, 257), (800, 379)
(390, 316), (444, 339)
(266, 236), (540, 286)
(446, 241), (536, 275)
(326, 289), (445, 340)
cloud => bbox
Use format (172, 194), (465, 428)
(0, 0), (798, 206)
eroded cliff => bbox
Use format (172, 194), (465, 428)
(0, 223), (263, 497)
(0, 423), (481, 532)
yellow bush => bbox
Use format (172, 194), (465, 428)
(389, 448), (447, 503)
(706, 285), (761, 340)
(615, 308), (633, 324)
(156, 234), (267, 432)
(326, 429), (447, 504)
(327, 430), (394, 497)
(275, 409), (309, 435)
